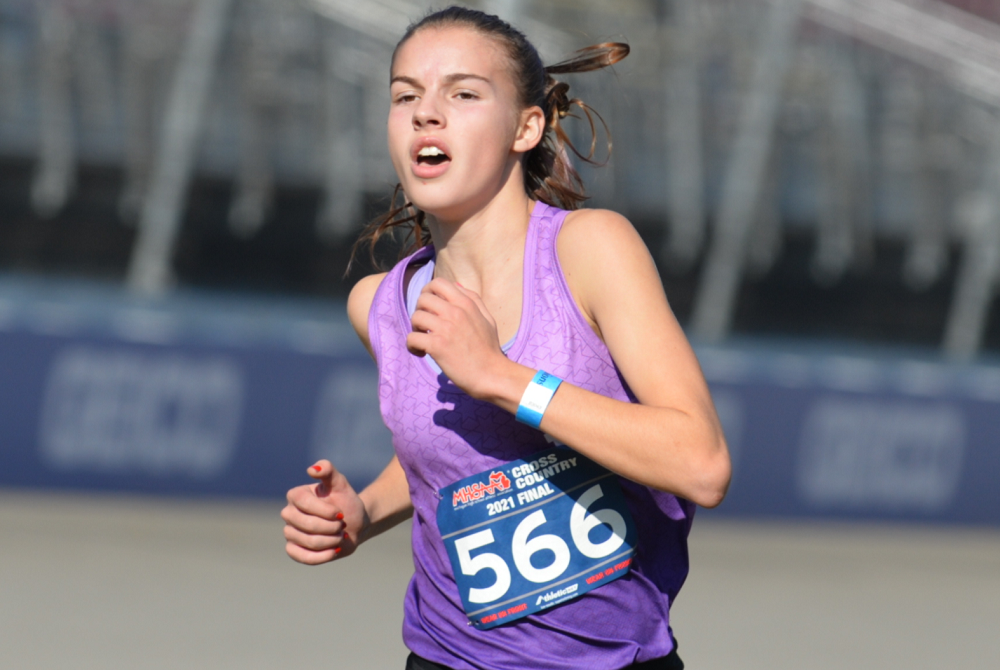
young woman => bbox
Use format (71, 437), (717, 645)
(281, 7), (730, 669)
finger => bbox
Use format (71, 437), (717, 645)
(413, 291), (452, 317)
(406, 331), (432, 357)
(418, 283), (489, 330)
(454, 284), (495, 324)
(423, 278), (470, 305)
(410, 310), (443, 335)
(281, 503), (345, 535)
(285, 542), (340, 565)
(308, 460), (353, 497)
(428, 279), (495, 328)
(308, 459), (334, 493)
(283, 524), (345, 551)
(286, 485), (339, 521)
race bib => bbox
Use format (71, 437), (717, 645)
(437, 446), (637, 630)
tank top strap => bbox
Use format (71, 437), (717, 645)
(512, 202), (607, 371)
(368, 245), (434, 368)
(530, 201), (570, 280)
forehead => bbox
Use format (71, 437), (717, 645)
(391, 24), (512, 83)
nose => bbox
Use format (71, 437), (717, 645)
(412, 94), (444, 129)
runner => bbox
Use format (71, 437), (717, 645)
(281, 7), (731, 669)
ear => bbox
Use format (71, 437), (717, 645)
(512, 105), (545, 154)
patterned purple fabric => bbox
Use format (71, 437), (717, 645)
(368, 201), (695, 670)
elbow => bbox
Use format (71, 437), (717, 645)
(689, 441), (732, 509)
(693, 480), (728, 509)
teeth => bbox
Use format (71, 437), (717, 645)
(418, 146), (446, 158)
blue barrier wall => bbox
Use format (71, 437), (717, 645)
(697, 347), (1000, 525)
(2, 280), (998, 525)
(0, 279), (392, 499)
(0, 330), (389, 498)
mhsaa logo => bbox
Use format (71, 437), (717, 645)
(453, 471), (511, 506)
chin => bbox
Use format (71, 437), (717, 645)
(406, 184), (474, 221)
(412, 199), (465, 222)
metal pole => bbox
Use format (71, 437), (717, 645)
(943, 114), (1000, 360)
(118, 3), (180, 224)
(747, 156), (783, 277)
(126, 0), (233, 295)
(661, 0), (706, 271)
(73, 13), (116, 132)
(316, 21), (364, 242)
(32, 2), (75, 218)
(878, 68), (933, 291)
(811, 39), (871, 283)
(690, 0), (804, 342)
(903, 79), (953, 291)
(228, 0), (279, 239)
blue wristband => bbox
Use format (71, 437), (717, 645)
(515, 370), (563, 429)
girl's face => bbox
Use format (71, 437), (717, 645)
(388, 25), (542, 222)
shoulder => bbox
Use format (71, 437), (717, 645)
(560, 207), (639, 242)
(347, 272), (389, 358)
(556, 208), (660, 329)
(557, 208), (654, 285)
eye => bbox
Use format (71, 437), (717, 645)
(456, 90), (479, 101)
(393, 92), (418, 104)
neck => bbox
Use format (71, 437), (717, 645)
(424, 179), (535, 293)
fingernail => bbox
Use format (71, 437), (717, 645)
(335, 513), (344, 521)
(335, 547), (342, 555)
(343, 531), (350, 540)
(311, 465), (322, 473)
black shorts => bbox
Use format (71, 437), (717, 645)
(405, 646), (684, 670)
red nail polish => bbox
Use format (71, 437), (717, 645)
(336, 513), (344, 521)
(343, 531), (350, 540)
(311, 465), (322, 472)
(335, 547), (342, 555)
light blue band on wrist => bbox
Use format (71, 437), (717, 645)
(515, 370), (563, 429)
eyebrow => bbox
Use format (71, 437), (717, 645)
(390, 73), (492, 87)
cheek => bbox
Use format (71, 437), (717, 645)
(387, 111), (406, 148)
(460, 108), (519, 158)
(386, 114), (412, 167)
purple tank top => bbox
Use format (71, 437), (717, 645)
(368, 201), (694, 670)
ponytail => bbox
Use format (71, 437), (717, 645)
(527, 42), (629, 211)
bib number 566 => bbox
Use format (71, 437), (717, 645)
(453, 484), (627, 604)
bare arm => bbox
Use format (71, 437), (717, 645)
(358, 455), (413, 543)
(407, 210), (730, 507)
(281, 273), (414, 564)
(346, 272), (386, 359)
(348, 271), (415, 539)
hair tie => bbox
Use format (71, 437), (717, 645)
(545, 80), (572, 123)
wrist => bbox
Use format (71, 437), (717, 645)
(356, 491), (374, 545)
(515, 370), (564, 428)
(474, 358), (535, 412)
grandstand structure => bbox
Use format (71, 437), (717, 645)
(2, 0), (1000, 358)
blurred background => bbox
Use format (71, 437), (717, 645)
(1, 0), (999, 668)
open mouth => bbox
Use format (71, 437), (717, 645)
(416, 146), (451, 166)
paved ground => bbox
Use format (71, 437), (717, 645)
(2, 490), (998, 669)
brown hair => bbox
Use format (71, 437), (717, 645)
(349, 6), (629, 272)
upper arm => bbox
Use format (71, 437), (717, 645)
(557, 210), (720, 426)
(347, 273), (388, 360)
